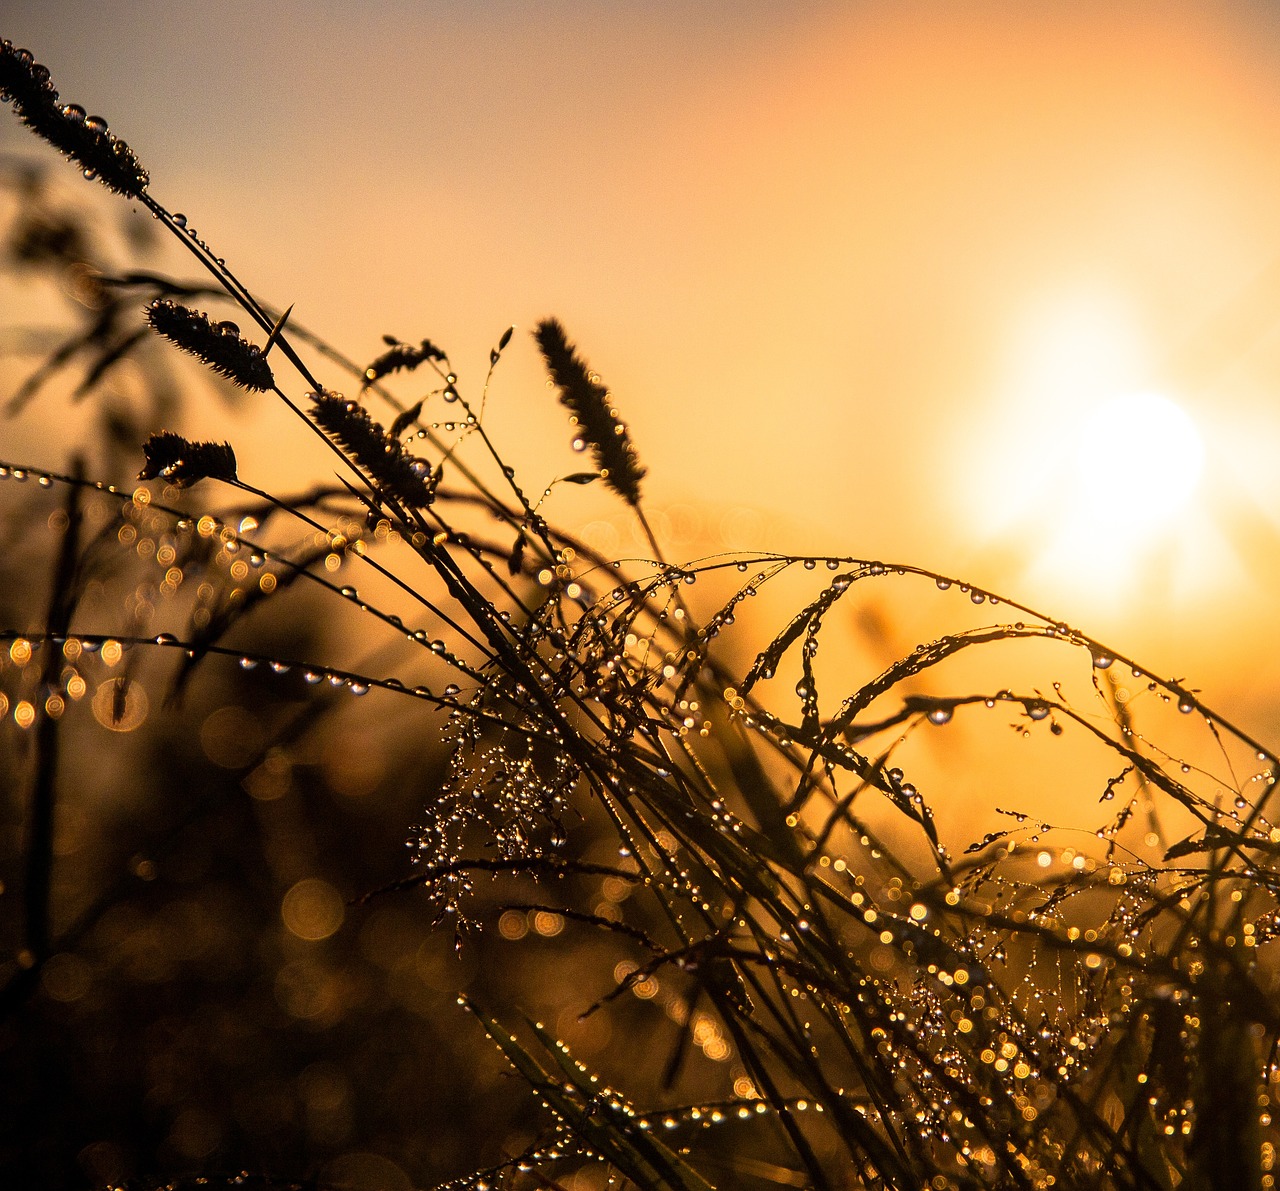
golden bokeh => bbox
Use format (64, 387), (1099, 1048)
(91, 677), (148, 733)
(281, 878), (345, 942)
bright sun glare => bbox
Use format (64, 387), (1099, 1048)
(969, 295), (1222, 607)
(1030, 388), (1207, 590)
(1071, 391), (1205, 530)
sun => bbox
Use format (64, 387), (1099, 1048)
(959, 289), (1223, 607)
(1069, 390), (1206, 532)
(1028, 388), (1208, 589)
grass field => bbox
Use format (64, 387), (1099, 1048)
(3, 35), (1279, 1191)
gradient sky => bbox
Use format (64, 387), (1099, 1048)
(5, 1), (1280, 727)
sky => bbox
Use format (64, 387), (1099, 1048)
(5, 1), (1280, 729)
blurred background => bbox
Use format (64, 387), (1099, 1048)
(4, 2), (1280, 1186)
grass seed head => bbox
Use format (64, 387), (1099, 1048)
(534, 317), (646, 507)
(145, 299), (275, 392)
(138, 432), (238, 488)
(0, 40), (149, 198)
(309, 389), (439, 508)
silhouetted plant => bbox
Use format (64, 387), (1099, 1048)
(3, 37), (1279, 1191)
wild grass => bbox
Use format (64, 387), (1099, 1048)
(3, 37), (1280, 1191)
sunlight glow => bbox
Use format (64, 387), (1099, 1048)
(1071, 391), (1205, 532)
(962, 289), (1224, 612)
(1030, 389), (1208, 594)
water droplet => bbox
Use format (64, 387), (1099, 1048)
(303, 671), (322, 684)
(37, 475), (52, 488)
(1026, 703), (1050, 721)
(443, 684), (460, 697)
(153, 633), (177, 646)
(62, 103), (86, 124)
(970, 591), (986, 605)
(1092, 653), (1113, 669)
(172, 212), (187, 228)
(927, 707), (953, 725)
(349, 682), (369, 696)
(239, 656), (258, 670)
(1178, 698), (1195, 714)
(84, 115), (108, 134)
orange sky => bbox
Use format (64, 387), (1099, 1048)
(5, 1), (1280, 732)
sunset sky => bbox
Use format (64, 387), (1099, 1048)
(5, 2), (1280, 727)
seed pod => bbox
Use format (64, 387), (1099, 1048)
(0, 40), (149, 198)
(145, 300), (274, 391)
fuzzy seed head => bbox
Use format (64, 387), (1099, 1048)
(0, 40), (149, 197)
(310, 390), (439, 508)
(146, 300), (274, 391)
(534, 318), (646, 506)
(138, 432), (238, 488)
